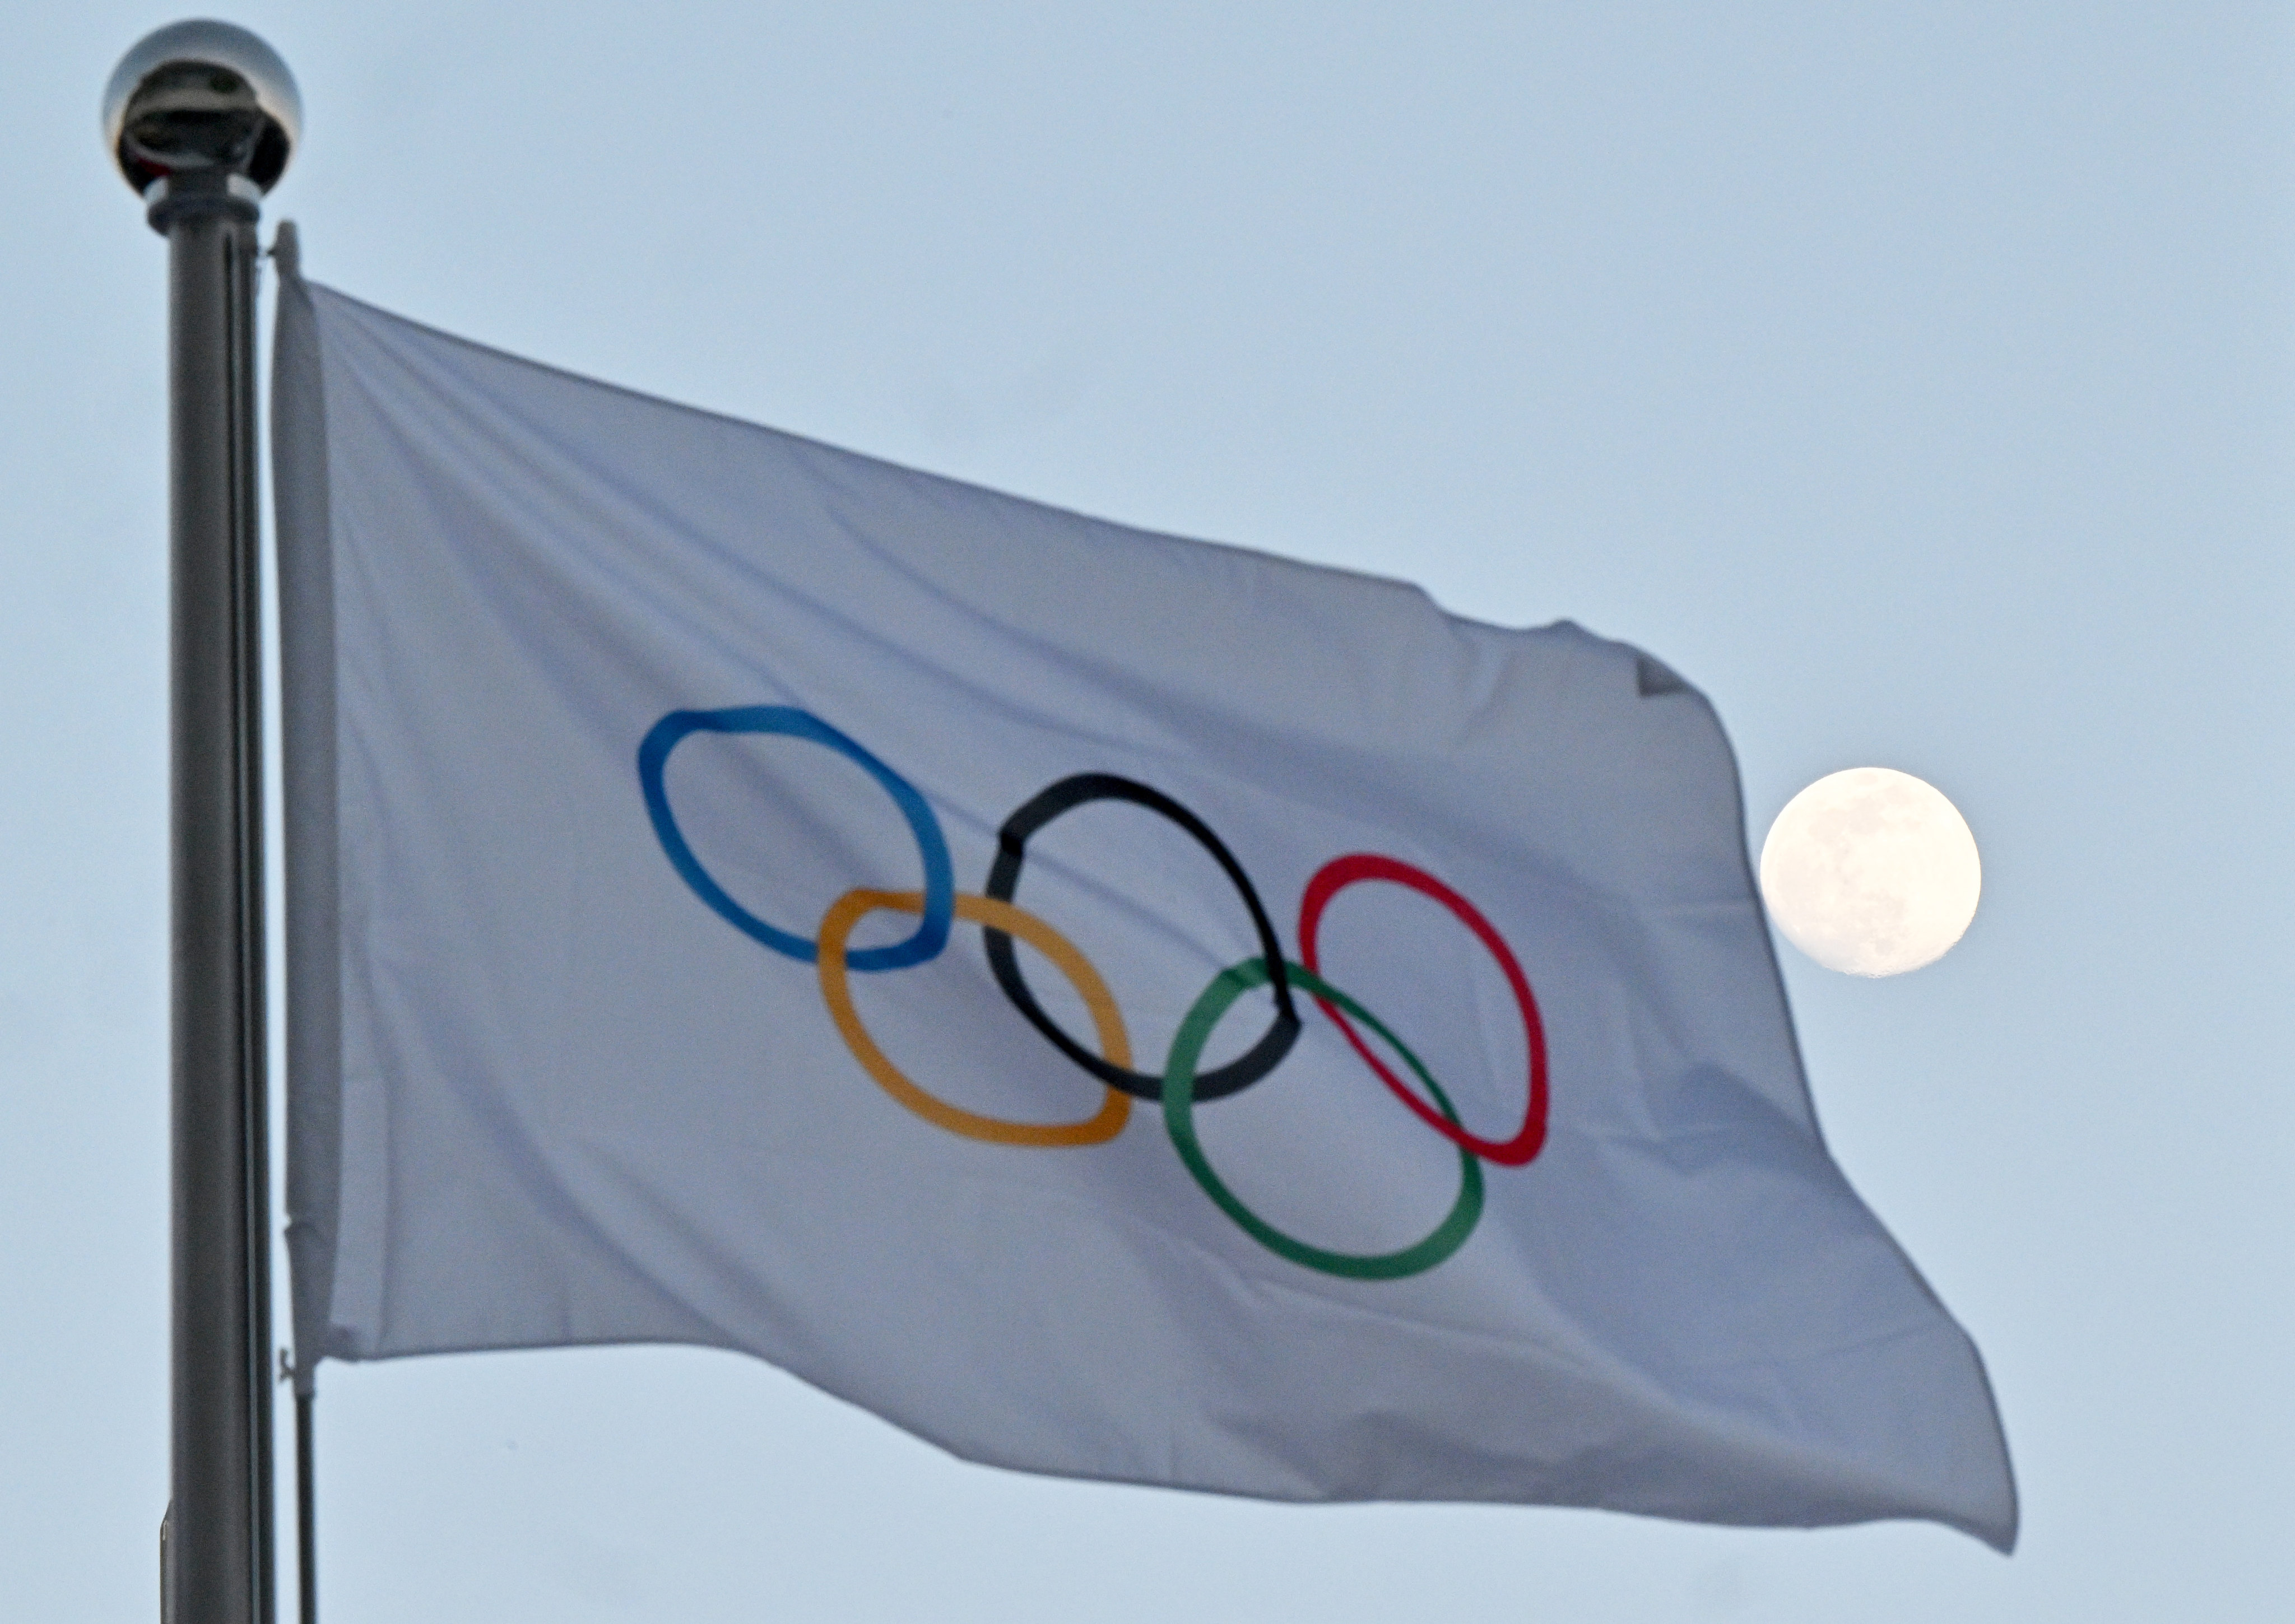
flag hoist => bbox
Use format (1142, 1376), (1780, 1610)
(105, 21), (300, 1624)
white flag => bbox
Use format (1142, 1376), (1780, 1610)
(273, 263), (2014, 1549)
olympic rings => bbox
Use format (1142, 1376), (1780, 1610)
(819, 888), (1132, 1148)
(640, 704), (1550, 1282)
(1299, 854), (1550, 1167)
(639, 706), (954, 971)
(982, 773), (1299, 1103)
(1163, 960), (1483, 1281)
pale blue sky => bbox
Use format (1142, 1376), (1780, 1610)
(6, 5), (2290, 1619)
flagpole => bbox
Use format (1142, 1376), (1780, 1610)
(104, 24), (300, 1624)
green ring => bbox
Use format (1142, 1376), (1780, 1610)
(1162, 959), (1484, 1280)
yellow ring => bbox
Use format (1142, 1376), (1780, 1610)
(817, 889), (1132, 1147)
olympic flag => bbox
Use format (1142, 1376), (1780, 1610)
(272, 262), (2015, 1549)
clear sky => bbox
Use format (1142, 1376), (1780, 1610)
(7, 5), (2291, 1620)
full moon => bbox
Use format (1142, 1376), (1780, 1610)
(1758, 767), (1981, 977)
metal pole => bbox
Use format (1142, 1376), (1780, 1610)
(104, 25), (301, 1624)
(166, 169), (272, 1624)
(294, 1389), (317, 1624)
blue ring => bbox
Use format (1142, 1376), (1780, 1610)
(638, 706), (954, 971)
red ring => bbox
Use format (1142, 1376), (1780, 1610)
(1298, 854), (1549, 1167)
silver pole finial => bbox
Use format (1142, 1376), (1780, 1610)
(105, 21), (300, 230)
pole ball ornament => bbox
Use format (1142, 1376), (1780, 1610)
(104, 20), (300, 203)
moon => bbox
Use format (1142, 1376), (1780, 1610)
(1758, 768), (1981, 977)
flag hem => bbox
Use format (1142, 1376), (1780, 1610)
(273, 241), (345, 1400)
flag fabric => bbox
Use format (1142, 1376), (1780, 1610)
(272, 260), (2014, 1549)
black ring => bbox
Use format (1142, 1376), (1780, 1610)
(982, 774), (1299, 1103)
